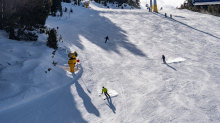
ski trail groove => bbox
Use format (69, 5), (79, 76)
(120, 86), (129, 123)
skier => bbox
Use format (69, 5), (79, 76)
(149, 7), (151, 12)
(102, 86), (110, 98)
(105, 36), (109, 43)
(165, 13), (167, 17)
(170, 14), (172, 19)
(162, 55), (166, 64)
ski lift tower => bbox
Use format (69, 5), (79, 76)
(150, 0), (153, 11)
(153, 0), (158, 12)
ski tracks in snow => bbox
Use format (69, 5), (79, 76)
(120, 86), (129, 123)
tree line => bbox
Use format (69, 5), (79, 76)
(94, 0), (140, 9)
(181, 0), (220, 16)
(0, 0), (69, 41)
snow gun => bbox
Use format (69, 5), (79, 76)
(68, 51), (78, 73)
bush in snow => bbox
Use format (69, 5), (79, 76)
(63, 0), (71, 3)
(104, 1), (107, 6)
(47, 28), (58, 50)
(64, 7), (68, 12)
(70, 8), (73, 12)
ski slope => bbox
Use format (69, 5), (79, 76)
(1, 2), (220, 123)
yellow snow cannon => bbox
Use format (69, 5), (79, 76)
(68, 51), (78, 73)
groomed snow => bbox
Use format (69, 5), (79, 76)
(1, 2), (220, 123)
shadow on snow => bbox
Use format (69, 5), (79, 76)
(59, 8), (147, 57)
(0, 66), (100, 123)
(71, 65), (100, 117)
(106, 97), (116, 113)
(165, 63), (177, 71)
(152, 12), (220, 40)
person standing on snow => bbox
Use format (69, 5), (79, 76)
(105, 36), (109, 43)
(162, 55), (166, 64)
(102, 86), (110, 98)
(165, 13), (167, 17)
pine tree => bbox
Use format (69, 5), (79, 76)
(66, 0), (71, 3)
(70, 8), (73, 12)
(0, 0), (3, 29)
(104, 1), (107, 6)
(186, 0), (220, 16)
(51, 0), (62, 16)
(47, 28), (58, 50)
(1, 0), (53, 40)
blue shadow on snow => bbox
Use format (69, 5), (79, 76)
(152, 12), (220, 40)
(106, 97), (116, 113)
(59, 7), (147, 57)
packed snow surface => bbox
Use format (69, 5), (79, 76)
(1, 2), (220, 123)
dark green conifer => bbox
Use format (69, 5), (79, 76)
(47, 28), (58, 50)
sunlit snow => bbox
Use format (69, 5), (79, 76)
(1, 1), (220, 123)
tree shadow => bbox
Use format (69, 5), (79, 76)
(74, 81), (100, 116)
(58, 8), (147, 57)
(0, 79), (88, 123)
(106, 97), (116, 113)
(72, 65), (100, 117)
(165, 63), (177, 71)
(152, 12), (220, 39)
(0, 65), (100, 123)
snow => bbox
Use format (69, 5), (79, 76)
(1, 1), (220, 123)
(166, 57), (186, 64)
(141, 0), (186, 10)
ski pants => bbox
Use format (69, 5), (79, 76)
(105, 39), (108, 43)
(163, 59), (166, 63)
(104, 92), (110, 97)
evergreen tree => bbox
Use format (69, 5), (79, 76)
(1, 0), (52, 40)
(51, 0), (62, 16)
(70, 8), (73, 12)
(64, 0), (71, 3)
(47, 28), (58, 50)
(64, 7), (68, 12)
(104, 1), (107, 6)
(185, 0), (220, 16)
(0, 0), (3, 29)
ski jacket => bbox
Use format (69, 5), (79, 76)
(102, 88), (108, 93)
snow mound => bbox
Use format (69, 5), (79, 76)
(108, 89), (119, 97)
(166, 57), (186, 64)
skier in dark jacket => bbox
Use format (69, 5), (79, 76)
(162, 55), (166, 64)
(165, 13), (167, 17)
(105, 36), (109, 43)
(102, 86), (110, 98)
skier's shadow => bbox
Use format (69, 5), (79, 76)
(106, 97), (116, 113)
(165, 63), (177, 71)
